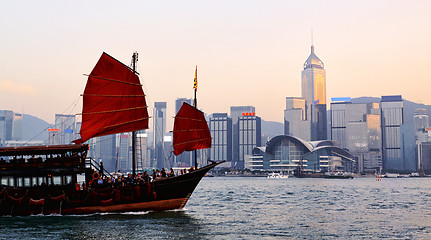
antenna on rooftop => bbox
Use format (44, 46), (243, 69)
(311, 28), (314, 46)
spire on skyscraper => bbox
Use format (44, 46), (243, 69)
(304, 45), (324, 70)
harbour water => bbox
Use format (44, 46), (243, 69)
(1, 177), (431, 239)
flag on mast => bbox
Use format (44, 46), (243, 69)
(193, 66), (197, 91)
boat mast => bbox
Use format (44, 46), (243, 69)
(193, 66), (198, 169)
(132, 52), (138, 177)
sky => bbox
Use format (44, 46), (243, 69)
(1, 0), (431, 130)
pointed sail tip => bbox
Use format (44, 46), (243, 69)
(72, 139), (84, 144)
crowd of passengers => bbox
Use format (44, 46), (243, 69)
(88, 167), (195, 188)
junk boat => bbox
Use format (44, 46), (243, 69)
(0, 52), (223, 216)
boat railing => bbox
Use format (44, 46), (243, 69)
(85, 157), (113, 178)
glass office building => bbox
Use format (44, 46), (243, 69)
(153, 102), (167, 169)
(238, 114), (261, 169)
(380, 95), (404, 171)
(301, 45), (327, 140)
(209, 113), (232, 167)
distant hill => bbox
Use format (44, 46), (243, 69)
(261, 119), (283, 140)
(23, 114), (50, 141)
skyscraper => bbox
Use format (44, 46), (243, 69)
(230, 106), (255, 168)
(238, 113), (261, 169)
(12, 113), (23, 141)
(209, 113), (232, 167)
(331, 99), (382, 172)
(0, 110), (14, 145)
(118, 134), (130, 172)
(95, 135), (117, 172)
(54, 114), (76, 144)
(284, 97), (311, 141)
(301, 45), (327, 140)
(153, 102), (167, 169)
(380, 95), (404, 171)
(414, 108), (430, 172)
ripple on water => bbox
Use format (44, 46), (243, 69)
(2, 177), (431, 239)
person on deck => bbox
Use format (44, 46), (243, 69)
(168, 168), (175, 177)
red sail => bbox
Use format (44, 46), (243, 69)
(74, 52), (149, 144)
(173, 102), (211, 156)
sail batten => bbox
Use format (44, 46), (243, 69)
(173, 102), (211, 156)
(78, 106), (148, 115)
(74, 52), (149, 144)
(83, 74), (142, 86)
(82, 94), (146, 97)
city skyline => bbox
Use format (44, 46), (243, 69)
(1, 1), (431, 129)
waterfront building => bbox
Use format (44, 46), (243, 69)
(301, 45), (327, 140)
(136, 132), (149, 170)
(209, 113), (232, 168)
(247, 135), (354, 173)
(174, 98), (192, 167)
(54, 114), (76, 144)
(48, 128), (59, 145)
(238, 113), (261, 169)
(118, 134), (130, 172)
(12, 113), (23, 141)
(414, 108), (429, 132)
(284, 97), (311, 141)
(163, 135), (174, 169)
(0, 110), (14, 145)
(380, 95), (404, 171)
(230, 106), (256, 168)
(153, 102), (167, 169)
(414, 109), (431, 172)
(94, 134), (117, 173)
(330, 98), (382, 172)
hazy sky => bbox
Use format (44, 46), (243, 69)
(1, 0), (430, 129)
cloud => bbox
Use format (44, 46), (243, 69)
(0, 79), (37, 95)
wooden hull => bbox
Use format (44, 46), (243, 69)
(0, 161), (223, 216)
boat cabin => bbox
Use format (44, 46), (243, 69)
(0, 144), (89, 188)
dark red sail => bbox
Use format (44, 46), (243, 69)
(74, 52), (149, 144)
(173, 102), (211, 156)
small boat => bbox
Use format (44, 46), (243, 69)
(0, 52), (223, 216)
(384, 173), (399, 178)
(267, 172), (289, 179)
(324, 171), (354, 179)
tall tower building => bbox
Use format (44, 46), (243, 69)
(380, 95), (404, 171)
(284, 97), (311, 141)
(230, 106), (255, 168)
(209, 113), (232, 167)
(238, 113), (261, 169)
(153, 102), (167, 169)
(331, 99), (382, 172)
(95, 135), (117, 173)
(0, 110), (14, 145)
(12, 113), (23, 141)
(301, 45), (327, 140)
(55, 114), (76, 144)
(414, 108), (430, 172)
(414, 108), (429, 131)
(118, 134), (130, 172)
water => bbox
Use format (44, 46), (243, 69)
(1, 177), (431, 239)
